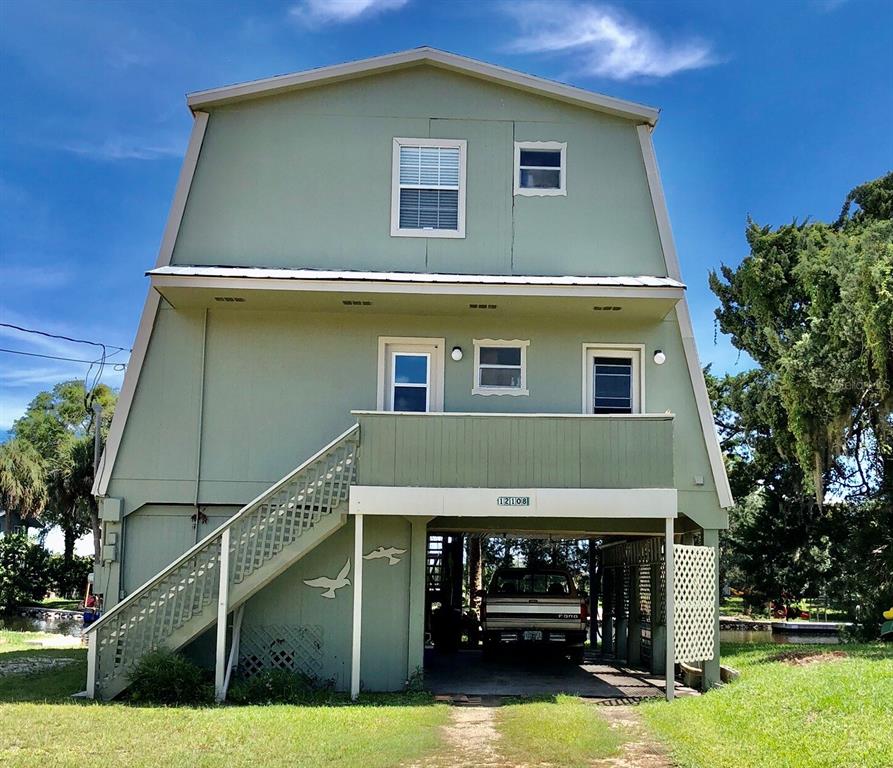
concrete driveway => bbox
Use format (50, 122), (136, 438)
(424, 649), (692, 699)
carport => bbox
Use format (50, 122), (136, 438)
(349, 485), (720, 702)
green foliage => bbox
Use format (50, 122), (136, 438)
(46, 553), (93, 599)
(126, 648), (213, 706)
(0, 532), (51, 610)
(710, 173), (892, 500)
(12, 379), (118, 562)
(709, 173), (892, 634)
(0, 438), (47, 530)
(227, 668), (334, 705)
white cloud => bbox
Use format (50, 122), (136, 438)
(290, 0), (409, 25)
(60, 135), (185, 162)
(503, 1), (717, 80)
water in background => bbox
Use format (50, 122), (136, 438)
(720, 628), (842, 644)
(0, 612), (83, 638)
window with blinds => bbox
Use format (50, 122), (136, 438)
(391, 138), (466, 238)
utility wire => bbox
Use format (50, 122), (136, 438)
(0, 347), (127, 369)
(0, 322), (130, 353)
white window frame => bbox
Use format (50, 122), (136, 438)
(514, 141), (567, 197)
(390, 137), (467, 239)
(581, 344), (645, 414)
(473, 339), (529, 397)
(377, 337), (445, 411)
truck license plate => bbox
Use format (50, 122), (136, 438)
(523, 630), (543, 641)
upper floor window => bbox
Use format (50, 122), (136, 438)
(583, 346), (643, 414)
(473, 339), (529, 396)
(391, 138), (467, 238)
(514, 141), (567, 197)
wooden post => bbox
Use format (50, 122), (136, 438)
(214, 528), (231, 702)
(86, 631), (97, 699)
(351, 514), (364, 700)
(627, 565), (641, 666)
(665, 516), (675, 702)
(601, 567), (613, 655)
(407, 517), (431, 680)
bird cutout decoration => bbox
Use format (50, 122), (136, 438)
(363, 546), (407, 566)
(303, 559), (351, 599)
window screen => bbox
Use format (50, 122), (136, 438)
(592, 356), (633, 414)
(478, 346), (523, 389)
(398, 146), (460, 230)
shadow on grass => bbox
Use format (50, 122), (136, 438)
(1, 646), (443, 710)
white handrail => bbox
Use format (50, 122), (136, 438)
(86, 423), (360, 635)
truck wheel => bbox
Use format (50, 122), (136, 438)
(569, 647), (585, 664)
(482, 640), (497, 661)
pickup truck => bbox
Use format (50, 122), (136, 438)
(480, 567), (588, 663)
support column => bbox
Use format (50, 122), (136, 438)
(406, 517), (430, 681)
(351, 514), (364, 700)
(86, 631), (97, 699)
(650, 556), (666, 676)
(600, 568), (614, 655)
(614, 564), (628, 661)
(702, 528), (721, 691)
(665, 517), (675, 701)
(214, 528), (231, 702)
(627, 565), (642, 666)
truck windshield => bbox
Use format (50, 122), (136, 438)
(491, 573), (572, 596)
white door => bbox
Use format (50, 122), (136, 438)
(378, 338), (444, 412)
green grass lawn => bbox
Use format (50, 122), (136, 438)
(495, 694), (622, 767)
(642, 642), (893, 768)
(0, 631), (448, 768)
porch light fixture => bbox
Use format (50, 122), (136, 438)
(451, 346), (463, 361)
(653, 350), (666, 365)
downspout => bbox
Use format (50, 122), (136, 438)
(194, 308), (208, 544)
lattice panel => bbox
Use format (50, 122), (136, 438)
(673, 544), (717, 663)
(238, 624), (325, 679)
(638, 564), (652, 664)
(88, 426), (359, 698)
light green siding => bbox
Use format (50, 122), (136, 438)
(358, 413), (674, 488)
(108, 304), (724, 529)
(172, 67), (664, 277)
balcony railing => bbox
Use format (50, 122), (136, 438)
(354, 411), (674, 489)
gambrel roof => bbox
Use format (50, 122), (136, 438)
(186, 47), (660, 126)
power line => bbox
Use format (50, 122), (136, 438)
(0, 347), (128, 369)
(0, 323), (131, 353)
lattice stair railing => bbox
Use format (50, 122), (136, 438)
(85, 424), (360, 699)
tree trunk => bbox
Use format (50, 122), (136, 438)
(468, 534), (482, 610)
(63, 525), (76, 565)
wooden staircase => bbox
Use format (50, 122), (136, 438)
(85, 425), (360, 700)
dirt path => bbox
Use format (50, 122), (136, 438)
(589, 704), (672, 768)
(407, 699), (672, 768)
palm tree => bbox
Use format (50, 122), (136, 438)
(0, 438), (48, 534)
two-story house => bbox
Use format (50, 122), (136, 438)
(84, 48), (731, 703)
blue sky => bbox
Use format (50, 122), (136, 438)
(2, 0), (892, 435)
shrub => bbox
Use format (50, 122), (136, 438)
(0, 532), (50, 610)
(127, 648), (213, 705)
(227, 668), (333, 705)
(47, 553), (94, 599)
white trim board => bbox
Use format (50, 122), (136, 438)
(149, 270), (685, 301)
(637, 124), (733, 509)
(187, 47), (659, 125)
(349, 486), (677, 519)
(93, 112), (210, 497)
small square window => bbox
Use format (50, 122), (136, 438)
(514, 141), (566, 197)
(473, 339), (529, 396)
